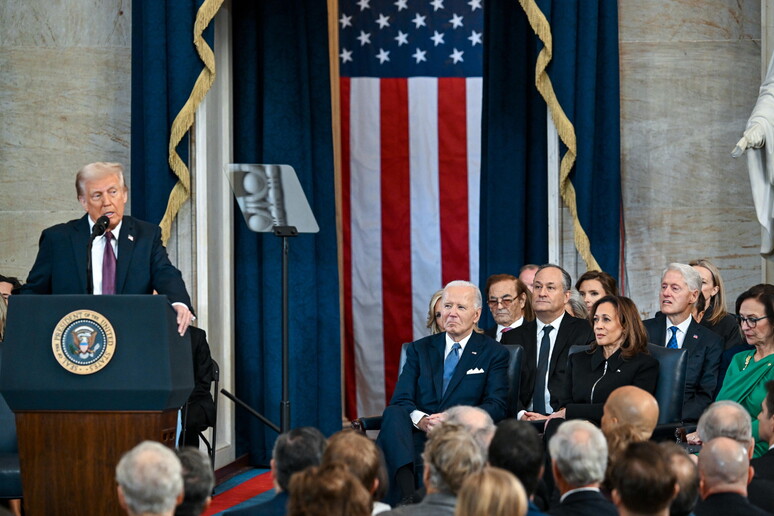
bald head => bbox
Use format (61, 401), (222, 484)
(698, 437), (751, 498)
(602, 386), (659, 440)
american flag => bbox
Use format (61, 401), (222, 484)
(340, 0), (484, 419)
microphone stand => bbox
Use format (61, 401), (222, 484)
(87, 234), (96, 295)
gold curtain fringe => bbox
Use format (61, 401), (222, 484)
(160, 0), (225, 244)
(518, 0), (601, 271)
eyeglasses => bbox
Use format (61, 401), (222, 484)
(737, 315), (769, 328)
(488, 297), (515, 308)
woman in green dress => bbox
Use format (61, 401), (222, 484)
(716, 283), (774, 457)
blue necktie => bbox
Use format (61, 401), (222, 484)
(533, 325), (553, 414)
(443, 342), (461, 394)
(667, 326), (679, 349)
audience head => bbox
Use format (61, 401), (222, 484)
(422, 423), (486, 496)
(426, 289), (446, 334)
(175, 447), (214, 516)
(659, 263), (701, 323)
(272, 426), (327, 492)
(0, 275), (21, 303)
(659, 442), (699, 516)
(532, 264), (572, 323)
(455, 466), (528, 516)
(288, 462), (371, 516)
(610, 442), (677, 516)
(548, 420), (607, 493)
(590, 295), (649, 359)
(76, 162), (128, 230)
(442, 280), (483, 341)
(115, 441), (183, 516)
(698, 437), (753, 499)
(576, 270), (619, 312)
(445, 405), (496, 452)
(322, 429), (386, 503)
(758, 380), (774, 445)
(696, 400), (753, 452)
(602, 386), (659, 462)
(566, 289), (588, 319)
(735, 283), (774, 348)
(485, 274), (534, 326)
(689, 259), (728, 323)
(519, 264), (539, 292)
(488, 419), (544, 496)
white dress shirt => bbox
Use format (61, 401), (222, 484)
(496, 317), (524, 342)
(664, 315), (693, 349)
(88, 217), (121, 295)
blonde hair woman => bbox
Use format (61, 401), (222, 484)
(455, 466), (527, 516)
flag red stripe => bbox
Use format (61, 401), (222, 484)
(438, 78), (470, 283)
(340, 78), (358, 420)
(380, 79), (414, 402)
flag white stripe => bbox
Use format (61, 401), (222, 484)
(466, 78), (482, 285)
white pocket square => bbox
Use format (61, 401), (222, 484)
(466, 368), (485, 375)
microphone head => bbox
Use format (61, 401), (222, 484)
(92, 215), (110, 237)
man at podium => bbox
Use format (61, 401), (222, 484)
(18, 162), (194, 335)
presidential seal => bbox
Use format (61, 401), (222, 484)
(51, 310), (116, 375)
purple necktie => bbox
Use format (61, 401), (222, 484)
(102, 231), (116, 295)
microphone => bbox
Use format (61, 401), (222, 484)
(90, 215), (110, 239)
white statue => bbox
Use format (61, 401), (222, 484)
(734, 51), (774, 256)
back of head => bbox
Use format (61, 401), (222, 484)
(445, 405), (495, 452)
(489, 419), (544, 496)
(455, 467), (527, 516)
(322, 429), (383, 500)
(698, 437), (750, 493)
(659, 442), (699, 516)
(115, 441), (183, 516)
(567, 290), (588, 319)
(602, 386), (659, 442)
(175, 447), (214, 516)
(610, 442), (676, 515)
(423, 423), (486, 495)
(696, 400), (752, 446)
(548, 420), (607, 488)
(288, 462), (371, 516)
(273, 427), (327, 492)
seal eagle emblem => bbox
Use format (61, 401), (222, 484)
(52, 310), (116, 375)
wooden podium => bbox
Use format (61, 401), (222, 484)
(0, 295), (193, 516)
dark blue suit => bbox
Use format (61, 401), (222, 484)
(643, 315), (722, 422)
(377, 331), (509, 504)
(20, 214), (192, 308)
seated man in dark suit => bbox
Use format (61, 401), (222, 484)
(483, 274), (533, 341)
(376, 280), (509, 505)
(501, 264), (595, 421)
(609, 442), (678, 516)
(175, 447), (215, 516)
(19, 162), (194, 335)
(181, 326), (217, 448)
(643, 263), (723, 422)
(547, 420), (617, 516)
(753, 380), (774, 479)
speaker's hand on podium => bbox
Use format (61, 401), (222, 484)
(173, 303), (193, 335)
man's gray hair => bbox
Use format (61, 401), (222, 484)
(697, 400), (752, 445)
(445, 406), (495, 452)
(662, 263), (701, 293)
(422, 423), (485, 495)
(537, 264), (572, 292)
(548, 420), (608, 487)
(443, 280), (483, 310)
(76, 162), (126, 198)
(116, 441), (183, 515)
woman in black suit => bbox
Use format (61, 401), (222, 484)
(546, 295), (659, 426)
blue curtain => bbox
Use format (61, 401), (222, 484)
(231, 0), (341, 464)
(538, 0), (621, 277)
(131, 0), (212, 222)
(479, 0), (547, 328)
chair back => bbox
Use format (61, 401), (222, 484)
(0, 343), (22, 499)
(647, 344), (687, 425)
(0, 346), (17, 454)
(568, 344), (592, 357)
(502, 344), (524, 418)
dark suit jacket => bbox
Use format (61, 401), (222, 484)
(390, 332), (510, 423)
(547, 490), (618, 516)
(20, 214), (192, 308)
(382, 492), (456, 516)
(501, 314), (595, 413)
(485, 326), (497, 339)
(752, 448), (774, 481)
(181, 327), (217, 447)
(222, 491), (288, 516)
(644, 315), (722, 422)
(561, 347), (659, 424)
(694, 492), (772, 516)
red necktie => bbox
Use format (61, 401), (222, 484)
(102, 231), (116, 295)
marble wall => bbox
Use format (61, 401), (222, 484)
(617, 0), (762, 317)
(0, 1), (132, 280)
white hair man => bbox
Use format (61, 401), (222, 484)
(444, 405), (496, 452)
(115, 441), (183, 516)
(376, 280), (510, 505)
(643, 263), (723, 422)
(548, 420), (617, 516)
